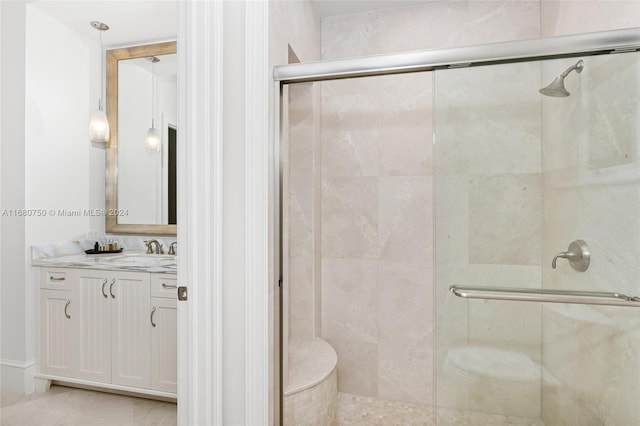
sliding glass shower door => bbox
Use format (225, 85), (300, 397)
(434, 52), (640, 425)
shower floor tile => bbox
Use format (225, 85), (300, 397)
(336, 392), (434, 425)
(335, 392), (544, 425)
(437, 407), (544, 426)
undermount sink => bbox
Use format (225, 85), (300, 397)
(106, 254), (176, 266)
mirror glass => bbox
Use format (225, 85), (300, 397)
(106, 42), (177, 235)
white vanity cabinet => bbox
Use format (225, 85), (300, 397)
(38, 267), (177, 397)
(39, 268), (77, 377)
(150, 275), (178, 393)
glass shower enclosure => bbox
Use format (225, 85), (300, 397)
(276, 29), (640, 425)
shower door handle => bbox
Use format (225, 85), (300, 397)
(450, 285), (640, 307)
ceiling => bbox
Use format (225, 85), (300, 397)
(32, 0), (436, 47)
(311, 0), (437, 18)
(31, 1), (177, 48)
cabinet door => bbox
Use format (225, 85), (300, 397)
(74, 269), (111, 383)
(111, 271), (151, 388)
(151, 297), (177, 393)
(40, 289), (77, 377)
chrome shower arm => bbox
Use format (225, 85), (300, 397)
(560, 59), (584, 78)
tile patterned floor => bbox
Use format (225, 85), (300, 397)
(436, 407), (544, 426)
(335, 392), (544, 426)
(0, 385), (177, 426)
(2, 386), (544, 425)
(336, 392), (434, 425)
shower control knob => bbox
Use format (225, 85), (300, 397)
(552, 240), (590, 272)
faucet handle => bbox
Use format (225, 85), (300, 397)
(169, 242), (177, 255)
(143, 240), (154, 254)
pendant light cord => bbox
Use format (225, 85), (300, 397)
(99, 30), (104, 111)
(151, 59), (156, 128)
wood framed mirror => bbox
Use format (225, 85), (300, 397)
(106, 41), (177, 235)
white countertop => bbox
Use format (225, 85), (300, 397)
(32, 238), (177, 274)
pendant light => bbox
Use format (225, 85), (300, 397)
(145, 56), (161, 152)
(89, 21), (110, 144)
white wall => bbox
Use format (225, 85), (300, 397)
(0, 1), (31, 395)
(221, 3), (247, 424)
(25, 5), (103, 245)
(1, 2), (105, 395)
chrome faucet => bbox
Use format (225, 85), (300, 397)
(144, 239), (164, 254)
(169, 242), (177, 255)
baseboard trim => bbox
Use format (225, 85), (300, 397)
(34, 373), (177, 401)
(0, 358), (36, 369)
(1, 359), (36, 394)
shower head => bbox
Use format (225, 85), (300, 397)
(539, 60), (584, 97)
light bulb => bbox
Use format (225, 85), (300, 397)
(145, 127), (161, 152)
(89, 109), (110, 143)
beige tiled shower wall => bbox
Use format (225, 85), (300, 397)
(287, 82), (321, 344)
(320, 73), (434, 405)
(541, 3), (640, 425)
(319, 1), (542, 407)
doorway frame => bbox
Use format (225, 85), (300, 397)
(177, 1), (272, 424)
